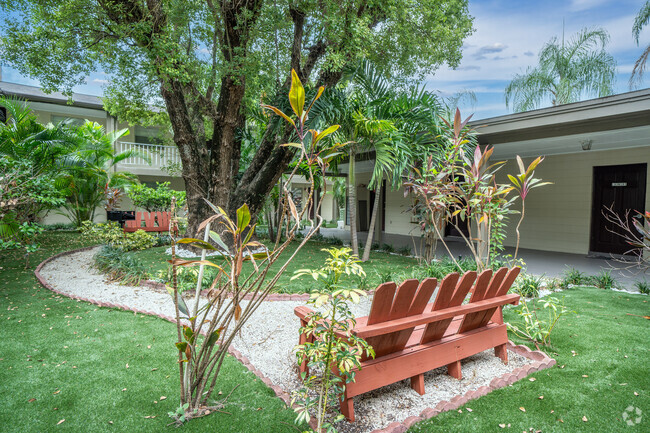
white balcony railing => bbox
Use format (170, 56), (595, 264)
(116, 141), (181, 169)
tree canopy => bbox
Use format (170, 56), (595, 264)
(504, 27), (616, 112)
(0, 0), (474, 237)
(631, 1), (650, 88)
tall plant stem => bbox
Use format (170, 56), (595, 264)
(170, 198), (186, 404)
(362, 182), (381, 262)
(348, 149), (358, 257)
(514, 202), (525, 261)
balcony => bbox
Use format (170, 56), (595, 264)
(115, 142), (181, 177)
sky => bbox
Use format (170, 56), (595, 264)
(429, 0), (650, 118)
(1, 0), (649, 120)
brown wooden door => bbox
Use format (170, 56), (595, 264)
(590, 163), (647, 255)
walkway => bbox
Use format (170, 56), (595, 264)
(311, 228), (646, 288)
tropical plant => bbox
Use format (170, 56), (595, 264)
(127, 181), (186, 212)
(1, 0), (474, 240)
(507, 296), (575, 348)
(79, 221), (156, 251)
(631, 1), (650, 88)
(560, 267), (589, 289)
(508, 155), (552, 259)
(0, 98), (70, 260)
(164, 70), (341, 424)
(291, 248), (373, 432)
(514, 273), (544, 298)
(322, 61), (442, 261)
(505, 27), (616, 112)
(93, 245), (150, 285)
(58, 121), (148, 226)
(589, 270), (619, 290)
(405, 110), (549, 271)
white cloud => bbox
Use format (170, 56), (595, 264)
(569, 0), (609, 12)
(92, 78), (109, 84)
(475, 42), (508, 57)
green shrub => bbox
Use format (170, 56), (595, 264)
(153, 234), (172, 247)
(513, 273), (543, 298)
(80, 221), (156, 251)
(156, 264), (218, 293)
(41, 222), (77, 231)
(590, 270), (619, 290)
(634, 280), (649, 294)
(380, 243), (395, 253)
(126, 182), (186, 212)
(93, 245), (149, 285)
(397, 246), (411, 256)
(325, 236), (344, 246)
(560, 266), (588, 288)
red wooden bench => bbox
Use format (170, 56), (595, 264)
(123, 211), (171, 233)
(295, 267), (521, 421)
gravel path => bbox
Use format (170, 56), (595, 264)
(39, 248), (534, 433)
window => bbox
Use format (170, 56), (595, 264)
(51, 115), (86, 127)
(134, 126), (162, 145)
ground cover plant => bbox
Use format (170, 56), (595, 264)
(0, 231), (648, 432)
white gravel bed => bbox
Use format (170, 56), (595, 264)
(40, 248), (534, 433)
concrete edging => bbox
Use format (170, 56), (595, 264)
(34, 246), (557, 433)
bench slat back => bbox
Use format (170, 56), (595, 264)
(458, 267), (520, 333)
(124, 211), (170, 231)
(364, 278), (436, 358)
(420, 270), (478, 344)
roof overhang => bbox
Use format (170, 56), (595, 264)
(470, 89), (650, 160)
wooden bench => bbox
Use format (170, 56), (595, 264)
(295, 267), (521, 421)
(123, 211), (170, 233)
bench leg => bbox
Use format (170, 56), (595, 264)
(447, 360), (462, 379)
(410, 374), (425, 395)
(495, 343), (508, 364)
(340, 395), (355, 422)
(298, 320), (312, 378)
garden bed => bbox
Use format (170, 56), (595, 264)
(36, 246), (556, 433)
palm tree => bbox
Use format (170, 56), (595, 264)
(631, 1), (650, 88)
(505, 27), (616, 112)
(58, 121), (148, 226)
(321, 61), (442, 261)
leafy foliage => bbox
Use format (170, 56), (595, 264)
(589, 270), (619, 290)
(80, 221), (156, 251)
(57, 121), (147, 226)
(0, 97), (69, 260)
(93, 245), (150, 285)
(505, 27), (616, 111)
(291, 248), (373, 432)
(164, 71), (342, 421)
(127, 182), (186, 212)
(0, 0), (474, 241)
(405, 109), (549, 271)
(513, 273), (544, 298)
(630, 1), (650, 88)
(507, 296), (575, 348)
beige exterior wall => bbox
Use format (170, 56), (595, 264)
(384, 187), (419, 236)
(495, 147), (650, 254)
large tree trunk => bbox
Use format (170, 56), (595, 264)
(362, 182), (381, 262)
(348, 150), (359, 257)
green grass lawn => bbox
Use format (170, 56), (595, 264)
(135, 239), (420, 293)
(1, 232), (648, 432)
